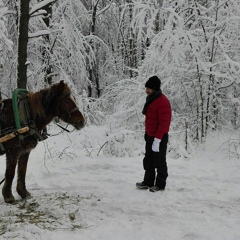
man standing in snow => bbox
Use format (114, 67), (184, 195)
(136, 76), (172, 192)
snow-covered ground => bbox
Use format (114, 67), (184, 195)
(0, 126), (240, 240)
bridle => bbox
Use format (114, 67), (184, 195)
(54, 94), (80, 122)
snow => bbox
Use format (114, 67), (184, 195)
(0, 125), (240, 240)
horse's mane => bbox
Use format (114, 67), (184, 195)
(27, 82), (71, 119)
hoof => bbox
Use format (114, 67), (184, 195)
(2, 188), (15, 204)
(4, 195), (15, 204)
(23, 191), (31, 199)
(17, 190), (31, 199)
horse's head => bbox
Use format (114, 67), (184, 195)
(51, 81), (85, 130)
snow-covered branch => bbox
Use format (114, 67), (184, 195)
(28, 30), (51, 38)
(29, 0), (57, 16)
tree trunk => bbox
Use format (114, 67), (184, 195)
(126, 0), (136, 78)
(17, 0), (30, 89)
(88, 0), (101, 98)
(41, 1), (53, 85)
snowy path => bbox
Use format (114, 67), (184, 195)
(0, 131), (240, 240)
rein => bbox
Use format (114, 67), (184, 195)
(54, 122), (70, 133)
(0, 178), (4, 185)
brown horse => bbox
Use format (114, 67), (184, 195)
(0, 81), (85, 203)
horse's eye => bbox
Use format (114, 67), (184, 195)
(64, 99), (70, 104)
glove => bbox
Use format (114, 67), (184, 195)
(152, 138), (161, 152)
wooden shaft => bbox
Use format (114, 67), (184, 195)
(0, 126), (29, 143)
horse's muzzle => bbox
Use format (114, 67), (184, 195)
(74, 120), (85, 130)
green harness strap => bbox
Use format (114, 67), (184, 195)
(12, 88), (29, 140)
(12, 88), (29, 130)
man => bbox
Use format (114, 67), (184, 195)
(136, 76), (172, 192)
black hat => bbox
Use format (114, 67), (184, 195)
(145, 76), (161, 91)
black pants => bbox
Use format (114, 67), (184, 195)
(143, 133), (168, 189)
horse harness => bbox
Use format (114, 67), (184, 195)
(0, 90), (47, 154)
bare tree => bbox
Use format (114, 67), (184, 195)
(40, 0), (54, 85)
(88, 0), (101, 97)
(17, 0), (30, 89)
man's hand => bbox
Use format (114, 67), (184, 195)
(152, 138), (161, 152)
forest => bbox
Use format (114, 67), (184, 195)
(0, 0), (240, 157)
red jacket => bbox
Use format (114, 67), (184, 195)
(145, 93), (172, 139)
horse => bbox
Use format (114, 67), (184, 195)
(0, 80), (85, 203)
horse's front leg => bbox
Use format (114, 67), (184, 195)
(17, 152), (31, 199)
(2, 153), (18, 203)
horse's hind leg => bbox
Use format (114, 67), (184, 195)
(17, 152), (31, 199)
(2, 153), (18, 203)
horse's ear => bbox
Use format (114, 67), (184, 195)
(44, 81), (66, 106)
(44, 90), (55, 106)
(57, 80), (65, 94)
(44, 81), (64, 106)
